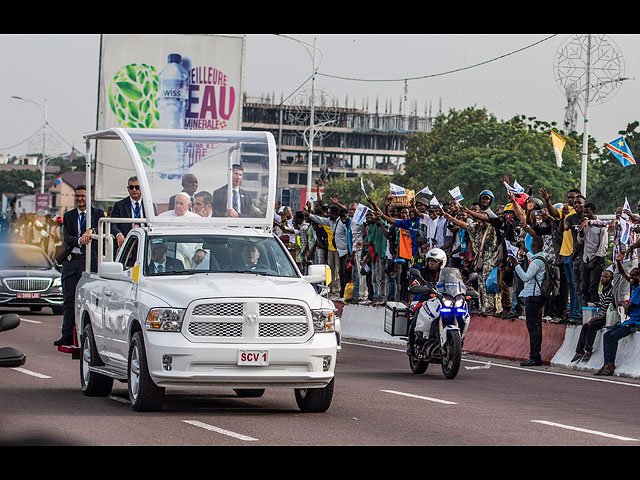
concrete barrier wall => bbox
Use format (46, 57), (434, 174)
(338, 303), (640, 378)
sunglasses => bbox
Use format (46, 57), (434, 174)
(128, 185), (140, 190)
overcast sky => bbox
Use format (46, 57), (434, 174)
(1, 33), (638, 158)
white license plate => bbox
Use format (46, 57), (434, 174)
(238, 350), (269, 366)
(17, 292), (40, 299)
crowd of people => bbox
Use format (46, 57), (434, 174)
(1, 207), (64, 261)
(5, 169), (640, 377)
(277, 175), (640, 373)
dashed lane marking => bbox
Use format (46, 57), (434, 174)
(531, 420), (639, 442)
(11, 367), (51, 379)
(381, 389), (457, 405)
(182, 420), (258, 442)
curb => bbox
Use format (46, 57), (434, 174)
(337, 302), (640, 378)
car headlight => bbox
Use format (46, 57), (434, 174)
(145, 308), (185, 332)
(52, 277), (62, 288)
(311, 309), (336, 333)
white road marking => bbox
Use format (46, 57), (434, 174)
(182, 420), (258, 442)
(343, 341), (640, 388)
(381, 389), (457, 405)
(11, 367), (51, 379)
(108, 395), (130, 404)
(19, 318), (42, 324)
(531, 420), (639, 442)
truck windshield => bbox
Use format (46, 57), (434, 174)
(144, 234), (298, 278)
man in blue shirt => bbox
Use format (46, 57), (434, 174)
(595, 257), (640, 376)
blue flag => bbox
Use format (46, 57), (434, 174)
(605, 137), (636, 167)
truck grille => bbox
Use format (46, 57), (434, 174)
(4, 277), (52, 292)
(188, 321), (243, 337)
(186, 300), (310, 342)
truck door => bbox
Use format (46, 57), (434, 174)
(103, 235), (139, 366)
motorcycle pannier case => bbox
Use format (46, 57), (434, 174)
(384, 301), (409, 337)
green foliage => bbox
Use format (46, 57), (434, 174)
(322, 172), (391, 207)
(587, 121), (640, 212)
(317, 106), (638, 213)
(0, 169), (41, 196)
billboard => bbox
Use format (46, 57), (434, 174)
(95, 34), (245, 203)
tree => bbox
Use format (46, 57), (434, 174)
(587, 121), (640, 212)
(313, 106), (637, 214)
(397, 107), (582, 206)
(0, 169), (41, 196)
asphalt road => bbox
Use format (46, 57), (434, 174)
(2, 307), (640, 446)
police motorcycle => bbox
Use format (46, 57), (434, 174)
(0, 313), (26, 368)
(407, 265), (477, 379)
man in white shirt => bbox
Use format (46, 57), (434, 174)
(160, 192), (200, 218)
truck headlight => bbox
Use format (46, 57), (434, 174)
(311, 309), (336, 333)
(145, 308), (185, 332)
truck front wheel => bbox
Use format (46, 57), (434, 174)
(294, 378), (334, 413)
(128, 331), (165, 412)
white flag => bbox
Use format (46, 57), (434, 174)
(622, 197), (631, 220)
(430, 195), (441, 206)
(22, 179), (35, 188)
(449, 186), (464, 201)
(360, 177), (367, 196)
(505, 241), (520, 258)
(389, 183), (406, 196)
(353, 204), (370, 224)
(418, 185), (432, 196)
(503, 180), (525, 193)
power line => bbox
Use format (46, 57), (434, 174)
(317, 34), (560, 83)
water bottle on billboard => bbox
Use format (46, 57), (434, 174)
(155, 53), (189, 176)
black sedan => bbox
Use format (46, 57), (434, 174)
(0, 243), (63, 315)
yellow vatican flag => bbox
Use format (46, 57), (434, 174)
(131, 264), (141, 284)
(550, 131), (566, 168)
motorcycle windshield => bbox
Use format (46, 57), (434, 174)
(436, 267), (466, 297)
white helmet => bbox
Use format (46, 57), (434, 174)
(425, 248), (447, 268)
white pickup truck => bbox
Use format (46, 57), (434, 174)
(70, 128), (339, 412)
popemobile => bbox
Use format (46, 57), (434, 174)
(60, 128), (340, 412)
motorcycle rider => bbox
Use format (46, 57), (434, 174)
(406, 248), (447, 356)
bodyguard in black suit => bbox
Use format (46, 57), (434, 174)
(110, 176), (149, 249)
(212, 164), (256, 217)
(54, 185), (105, 347)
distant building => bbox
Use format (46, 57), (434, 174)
(44, 171), (87, 217)
(242, 99), (433, 209)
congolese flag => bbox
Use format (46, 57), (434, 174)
(605, 137), (636, 167)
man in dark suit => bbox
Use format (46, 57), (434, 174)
(168, 173), (198, 211)
(147, 238), (185, 274)
(54, 185), (105, 347)
(110, 176), (149, 249)
(212, 164), (256, 217)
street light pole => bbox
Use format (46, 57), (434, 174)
(306, 37), (317, 204)
(580, 34), (591, 197)
(11, 95), (49, 193)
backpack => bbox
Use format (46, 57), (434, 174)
(533, 253), (560, 298)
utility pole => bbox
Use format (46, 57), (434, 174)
(306, 37), (317, 204)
